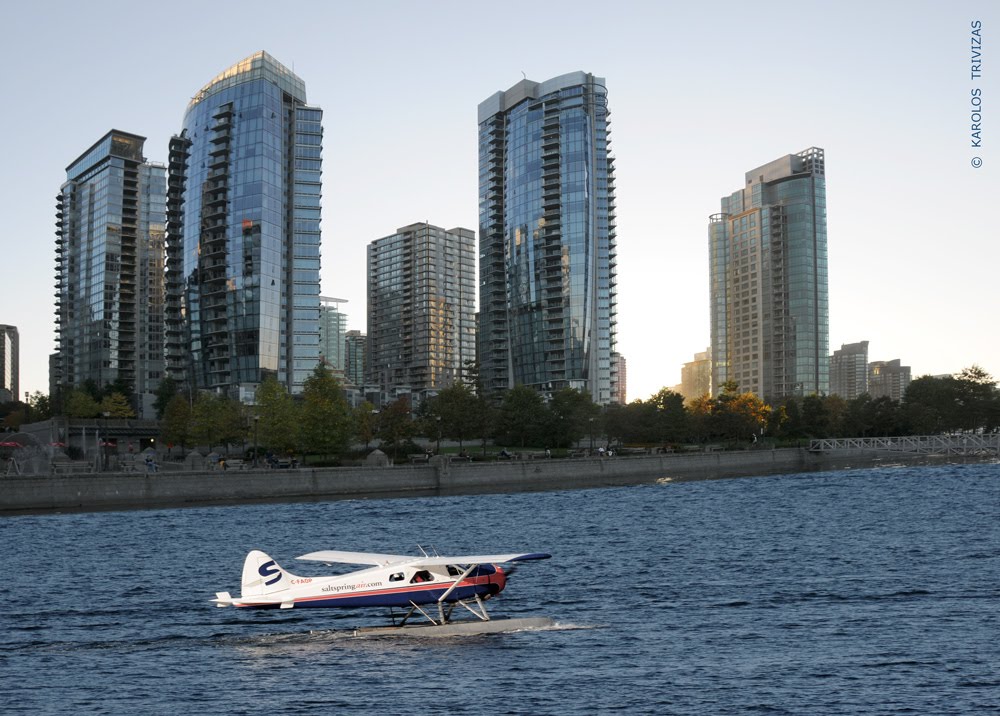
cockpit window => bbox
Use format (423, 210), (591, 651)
(447, 565), (462, 577)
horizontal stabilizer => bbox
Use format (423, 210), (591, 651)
(213, 591), (234, 607)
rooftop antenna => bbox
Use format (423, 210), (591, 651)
(521, 70), (527, 79)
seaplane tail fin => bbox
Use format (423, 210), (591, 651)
(240, 549), (301, 598)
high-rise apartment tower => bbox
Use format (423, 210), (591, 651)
(54, 130), (166, 417)
(344, 330), (366, 388)
(869, 359), (911, 402)
(709, 148), (828, 400)
(478, 72), (617, 404)
(830, 341), (869, 399)
(367, 223), (476, 402)
(166, 52), (323, 401)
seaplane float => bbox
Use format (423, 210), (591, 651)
(213, 548), (553, 637)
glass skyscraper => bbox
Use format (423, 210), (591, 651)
(166, 51), (323, 400)
(54, 130), (166, 417)
(319, 297), (348, 377)
(0, 325), (18, 403)
(709, 147), (829, 400)
(478, 72), (617, 404)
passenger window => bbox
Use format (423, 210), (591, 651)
(410, 570), (432, 584)
(389, 572), (404, 582)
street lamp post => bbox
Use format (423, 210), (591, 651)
(435, 415), (442, 455)
(101, 411), (111, 471)
(253, 415), (260, 467)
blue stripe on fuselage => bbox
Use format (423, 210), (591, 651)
(237, 580), (499, 610)
(294, 583), (492, 609)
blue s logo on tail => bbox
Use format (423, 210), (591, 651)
(259, 560), (282, 586)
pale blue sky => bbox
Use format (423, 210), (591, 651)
(1, 0), (996, 400)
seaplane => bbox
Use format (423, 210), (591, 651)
(213, 548), (552, 631)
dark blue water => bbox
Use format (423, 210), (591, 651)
(2, 463), (998, 715)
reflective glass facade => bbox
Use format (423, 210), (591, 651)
(319, 297), (348, 376)
(367, 223), (476, 398)
(709, 148), (829, 400)
(0, 325), (18, 401)
(54, 130), (166, 417)
(166, 51), (322, 398)
(478, 72), (617, 404)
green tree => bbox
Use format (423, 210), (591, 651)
(471, 393), (498, 456)
(776, 398), (803, 439)
(824, 394), (849, 437)
(767, 402), (789, 439)
(100, 392), (136, 418)
(903, 376), (960, 434)
(841, 394), (874, 437)
(255, 377), (299, 455)
(160, 394), (192, 451)
(712, 382), (770, 442)
(79, 379), (102, 402)
(189, 393), (244, 451)
(426, 383), (481, 449)
(546, 388), (601, 449)
(65, 388), (101, 418)
(103, 377), (133, 401)
(353, 401), (378, 450)
(496, 384), (547, 448)
(649, 388), (689, 444)
(299, 364), (353, 459)
(153, 376), (178, 419)
(1, 407), (24, 431)
(868, 396), (902, 436)
(955, 365), (998, 432)
(687, 394), (715, 443)
(800, 394), (829, 437)
(24, 392), (52, 422)
(603, 402), (629, 447)
(376, 398), (416, 460)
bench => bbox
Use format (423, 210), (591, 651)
(51, 462), (92, 475)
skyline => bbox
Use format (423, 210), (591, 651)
(1, 1), (997, 402)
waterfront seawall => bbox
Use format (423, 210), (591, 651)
(0, 448), (915, 514)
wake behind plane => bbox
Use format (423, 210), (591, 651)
(213, 548), (551, 627)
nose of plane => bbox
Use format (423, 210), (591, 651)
(492, 565), (508, 594)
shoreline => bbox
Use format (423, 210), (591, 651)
(1, 449), (994, 517)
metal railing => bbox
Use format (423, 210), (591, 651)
(809, 434), (1000, 456)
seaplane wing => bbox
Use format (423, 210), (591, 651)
(296, 550), (551, 568)
(295, 550), (415, 566)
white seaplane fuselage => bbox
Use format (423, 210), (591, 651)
(213, 549), (550, 613)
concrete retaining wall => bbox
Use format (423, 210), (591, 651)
(0, 448), (917, 515)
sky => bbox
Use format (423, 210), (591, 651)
(1, 0), (997, 402)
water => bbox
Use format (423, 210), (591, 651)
(2, 462), (998, 715)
